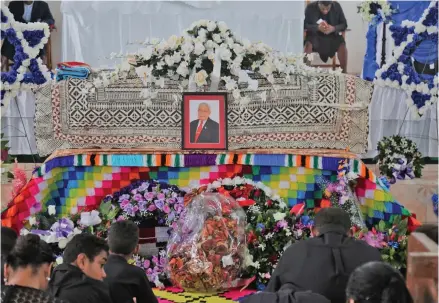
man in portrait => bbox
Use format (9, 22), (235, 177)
(189, 102), (220, 143)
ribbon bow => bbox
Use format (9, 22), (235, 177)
(390, 157), (415, 184)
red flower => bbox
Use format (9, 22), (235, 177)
(253, 189), (261, 198)
(290, 203), (305, 216)
(266, 200), (272, 207)
(268, 254), (278, 264)
(248, 231), (257, 244)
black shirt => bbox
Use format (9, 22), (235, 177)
(104, 254), (158, 303)
(2, 285), (66, 303)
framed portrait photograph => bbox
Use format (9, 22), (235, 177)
(182, 92), (228, 150)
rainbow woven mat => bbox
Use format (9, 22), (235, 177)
(152, 287), (256, 303)
(2, 151), (411, 230)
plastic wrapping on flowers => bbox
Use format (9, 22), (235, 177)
(166, 193), (247, 292)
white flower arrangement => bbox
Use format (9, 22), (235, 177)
(95, 20), (341, 105)
(374, 1), (438, 118)
(358, 0), (394, 23)
(1, 6), (51, 108)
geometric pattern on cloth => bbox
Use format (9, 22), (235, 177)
(152, 287), (256, 303)
(2, 162), (410, 232)
(34, 73), (373, 156)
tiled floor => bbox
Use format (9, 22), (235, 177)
(1, 163), (437, 223)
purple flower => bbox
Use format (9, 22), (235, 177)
(277, 220), (288, 229)
(152, 255), (159, 265)
(146, 268), (153, 275)
(132, 206), (139, 213)
(143, 259), (151, 268)
(167, 212), (175, 222)
(119, 194), (130, 202)
(174, 204), (184, 214)
(363, 231), (385, 248)
(120, 200), (130, 209)
(166, 198), (176, 205)
(144, 192), (155, 200)
(157, 193), (165, 200)
(138, 182), (149, 192)
(163, 204), (171, 214)
(155, 200), (164, 210)
(133, 193), (144, 202)
(138, 201), (147, 211)
(50, 218), (74, 238)
(116, 215), (125, 222)
(124, 204), (136, 217)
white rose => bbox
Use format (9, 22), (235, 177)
(207, 21), (217, 31)
(212, 34), (222, 44)
(164, 55), (174, 67)
(207, 50), (215, 61)
(195, 70), (208, 86)
(218, 21), (228, 33)
(211, 180), (222, 189)
(273, 212), (286, 221)
(20, 228), (30, 236)
(48, 205), (56, 215)
(226, 37), (234, 46)
(80, 210), (102, 227)
(232, 89), (241, 100)
(222, 178), (233, 186)
(172, 52), (182, 64)
(181, 42), (194, 55)
(233, 176), (245, 186)
(222, 254), (234, 267)
(56, 257), (64, 265)
(219, 47), (232, 61)
(194, 42), (205, 55)
(233, 44), (244, 55)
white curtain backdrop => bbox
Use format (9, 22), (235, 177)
(61, 0), (305, 67)
(364, 86), (438, 158)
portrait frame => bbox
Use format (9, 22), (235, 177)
(182, 92), (228, 150)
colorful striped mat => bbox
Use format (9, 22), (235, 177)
(1, 152), (410, 231)
(153, 287), (256, 303)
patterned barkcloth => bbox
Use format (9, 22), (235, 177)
(152, 287), (256, 303)
(1, 150), (412, 231)
(34, 73), (373, 156)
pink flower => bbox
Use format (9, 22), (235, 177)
(163, 204), (171, 214)
(143, 259), (151, 268)
(144, 192), (155, 200)
(277, 220), (288, 229)
(116, 215), (125, 222)
(120, 200), (130, 208)
(148, 204), (157, 212)
(363, 231), (385, 248)
(157, 193), (165, 200)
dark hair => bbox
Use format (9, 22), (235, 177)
(1, 227), (18, 256)
(108, 221), (139, 255)
(314, 207), (351, 234)
(346, 261), (413, 303)
(319, 1), (333, 6)
(415, 224), (438, 244)
(63, 234), (109, 264)
(6, 234), (54, 272)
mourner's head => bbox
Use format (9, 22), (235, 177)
(318, 1), (333, 15)
(108, 220), (140, 257)
(312, 207), (351, 236)
(346, 261), (413, 303)
(63, 234), (109, 281)
(4, 234), (54, 290)
(197, 103), (211, 121)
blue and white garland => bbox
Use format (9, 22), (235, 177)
(358, 0), (395, 24)
(374, 1), (438, 117)
(1, 6), (51, 108)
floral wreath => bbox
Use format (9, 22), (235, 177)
(93, 19), (341, 106)
(1, 6), (51, 107)
(357, 0), (395, 24)
(374, 1), (438, 117)
(376, 135), (423, 184)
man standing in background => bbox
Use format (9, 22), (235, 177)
(304, 0), (348, 73)
(1, 1), (55, 70)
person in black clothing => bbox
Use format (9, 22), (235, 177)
(1, 227), (18, 285)
(266, 208), (381, 302)
(104, 220), (158, 303)
(189, 102), (220, 144)
(346, 261), (413, 303)
(304, 0), (348, 73)
(414, 223), (438, 244)
(48, 233), (112, 303)
(2, 234), (65, 303)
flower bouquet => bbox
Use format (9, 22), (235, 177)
(357, 0), (395, 23)
(166, 193), (247, 291)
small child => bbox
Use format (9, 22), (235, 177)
(104, 221), (158, 303)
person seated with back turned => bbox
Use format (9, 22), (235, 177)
(48, 233), (112, 303)
(346, 261), (413, 303)
(190, 103), (219, 144)
(304, 0), (348, 73)
(104, 220), (158, 303)
(2, 234), (65, 303)
(266, 208), (382, 302)
(1, 227), (18, 286)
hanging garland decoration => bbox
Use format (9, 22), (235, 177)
(0, 6), (52, 108)
(376, 136), (423, 184)
(374, 1), (438, 117)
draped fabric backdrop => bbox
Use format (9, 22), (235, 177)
(61, 0), (305, 66)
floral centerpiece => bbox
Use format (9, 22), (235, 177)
(94, 19), (341, 105)
(357, 0), (395, 24)
(167, 193), (247, 291)
(376, 135), (423, 184)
